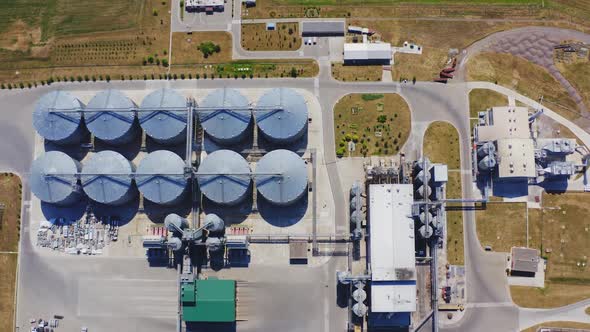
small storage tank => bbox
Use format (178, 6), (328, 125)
(136, 150), (188, 205)
(419, 224), (434, 238)
(352, 303), (367, 317)
(204, 214), (225, 233)
(165, 213), (189, 233)
(350, 210), (363, 225)
(197, 150), (251, 205)
(139, 88), (187, 145)
(84, 90), (138, 145)
(168, 237), (183, 251)
(350, 182), (361, 198)
(414, 170), (431, 185)
(206, 237), (224, 253)
(416, 185), (432, 199)
(33, 91), (86, 145)
(30, 151), (82, 205)
(254, 149), (308, 206)
(478, 155), (497, 171)
(477, 141), (496, 158)
(350, 198), (359, 211)
(81, 150), (136, 205)
(199, 89), (251, 145)
(419, 211), (433, 224)
(352, 289), (367, 302)
(255, 88), (308, 145)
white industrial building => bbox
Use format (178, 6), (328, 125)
(496, 138), (536, 178)
(368, 183), (416, 328)
(343, 43), (392, 65)
(476, 106), (530, 141)
(185, 0), (224, 12)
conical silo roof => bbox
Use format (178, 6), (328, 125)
(139, 88), (188, 144)
(136, 150), (188, 205)
(81, 150), (135, 205)
(197, 150), (251, 205)
(255, 88), (308, 144)
(198, 89), (251, 145)
(84, 90), (138, 144)
(30, 151), (81, 205)
(255, 149), (308, 206)
(33, 91), (86, 145)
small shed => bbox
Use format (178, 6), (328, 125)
(289, 240), (308, 264)
(510, 247), (540, 277)
(266, 22), (276, 31)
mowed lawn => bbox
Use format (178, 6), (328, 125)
(422, 121), (464, 265)
(333, 93), (411, 157)
(0, 174), (22, 332)
(476, 202), (528, 252)
(510, 192), (590, 308)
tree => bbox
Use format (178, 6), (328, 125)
(345, 133), (352, 142)
(377, 115), (387, 123)
(1, 83), (5, 89)
(156, 58), (161, 65)
(162, 59), (169, 67)
(148, 56), (154, 64)
(153, 9), (158, 16)
(180, 73), (185, 80)
(336, 146), (346, 158)
(106, 75), (111, 82)
(289, 67), (298, 78)
(352, 134), (359, 143)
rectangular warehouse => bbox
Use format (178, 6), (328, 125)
(301, 21), (345, 36)
(476, 106), (530, 142)
(343, 43), (392, 65)
(181, 278), (236, 322)
(368, 184), (416, 328)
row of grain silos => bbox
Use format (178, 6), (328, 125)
(30, 150), (188, 206)
(196, 149), (308, 206)
(34, 87), (308, 147)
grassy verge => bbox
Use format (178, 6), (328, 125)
(521, 321), (590, 332)
(333, 93), (411, 157)
(172, 32), (232, 64)
(556, 60), (590, 113)
(469, 89), (508, 119)
(466, 52), (580, 121)
(475, 202), (527, 252)
(241, 23), (301, 51)
(422, 122), (463, 264)
(331, 63), (382, 82)
(0, 174), (22, 332)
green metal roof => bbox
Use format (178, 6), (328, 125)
(182, 279), (236, 322)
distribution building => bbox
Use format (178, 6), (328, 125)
(139, 89), (188, 145)
(81, 150), (137, 205)
(198, 89), (251, 145)
(84, 90), (139, 145)
(197, 150), (251, 205)
(368, 184), (416, 329)
(301, 21), (345, 37)
(135, 150), (188, 206)
(33, 91), (87, 145)
(343, 43), (392, 65)
(254, 149), (308, 206)
(181, 278), (236, 323)
(255, 88), (308, 145)
(30, 151), (82, 206)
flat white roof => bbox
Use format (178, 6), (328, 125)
(369, 184), (416, 281)
(497, 138), (536, 178)
(371, 283), (417, 313)
(477, 106), (530, 142)
(344, 43), (392, 60)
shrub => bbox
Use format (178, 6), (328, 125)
(336, 146), (346, 158)
(153, 9), (158, 16)
(352, 134), (359, 143)
(196, 73), (200, 79)
(361, 93), (383, 101)
(106, 75), (111, 82)
(161, 59), (169, 67)
(76, 76), (83, 82)
(345, 133), (352, 142)
(84, 75), (89, 81)
(377, 115), (387, 123)
(1, 83), (5, 89)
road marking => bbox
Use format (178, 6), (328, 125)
(465, 302), (514, 308)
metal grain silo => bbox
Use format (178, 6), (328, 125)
(30, 151), (81, 205)
(198, 89), (251, 145)
(255, 88), (308, 145)
(81, 150), (136, 205)
(84, 90), (138, 145)
(139, 89), (187, 145)
(204, 214), (225, 233)
(254, 149), (308, 206)
(197, 150), (251, 205)
(136, 150), (188, 205)
(33, 91), (86, 145)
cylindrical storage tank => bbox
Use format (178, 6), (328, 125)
(136, 150), (188, 205)
(478, 155), (497, 171)
(199, 89), (251, 145)
(139, 89), (187, 145)
(350, 198), (359, 211)
(197, 150), (251, 205)
(352, 289), (367, 302)
(255, 88), (308, 145)
(254, 149), (308, 206)
(477, 141), (496, 158)
(352, 303), (367, 317)
(30, 151), (81, 205)
(350, 183), (361, 198)
(84, 90), (138, 145)
(419, 224), (434, 238)
(33, 91), (86, 145)
(206, 237), (224, 253)
(414, 170), (431, 185)
(350, 210), (363, 225)
(81, 150), (136, 205)
(164, 213), (189, 233)
(416, 185), (432, 199)
(204, 214), (225, 233)
(168, 237), (183, 251)
(419, 211), (433, 224)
